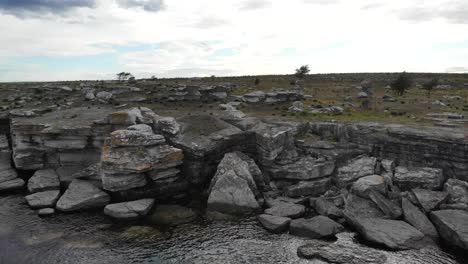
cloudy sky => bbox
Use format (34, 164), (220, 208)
(0, 0), (467, 82)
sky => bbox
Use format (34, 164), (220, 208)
(0, 0), (467, 82)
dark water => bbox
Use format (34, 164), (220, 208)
(0, 194), (463, 264)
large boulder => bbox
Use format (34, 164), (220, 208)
(104, 199), (154, 219)
(27, 169), (60, 193)
(335, 156), (377, 187)
(394, 166), (444, 191)
(368, 190), (402, 219)
(401, 198), (438, 240)
(56, 179), (110, 212)
(207, 152), (262, 214)
(345, 214), (426, 250)
(25, 190), (61, 209)
(344, 194), (384, 218)
(411, 188), (448, 212)
(257, 214), (291, 233)
(290, 216), (344, 239)
(351, 175), (386, 198)
(430, 210), (468, 250)
(313, 197), (343, 219)
(264, 203), (305, 219)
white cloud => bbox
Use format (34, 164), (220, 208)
(0, 0), (467, 81)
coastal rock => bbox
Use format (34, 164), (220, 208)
(430, 210), (468, 250)
(313, 197), (343, 219)
(411, 188), (448, 212)
(335, 156), (376, 187)
(104, 199), (154, 219)
(56, 179), (110, 212)
(402, 198), (438, 240)
(27, 169), (60, 193)
(25, 190), (61, 209)
(351, 175), (386, 198)
(257, 214), (291, 233)
(264, 203), (305, 219)
(345, 215), (425, 250)
(394, 166), (444, 191)
(207, 152), (262, 214)
(149, 204), (197, 226)
(290, 216), (344, 239)
(297, 242), (387, 264)
(286, 178), (331, 198)
(368, 190), (402, 219)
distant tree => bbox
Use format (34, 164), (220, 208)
(151, 75), (158, 80)
(390, 71), (413, 96)
(116, 72), (133, 82)
(128, 76), (136, 84)
(295, 65), (310, 78)
(210, 75), (216, 79)
(422, 77), (439, 97)
(254, 77), (260, 86)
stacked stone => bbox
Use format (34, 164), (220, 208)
(100, 124), (184, 192)
(0, 134), (24, 191)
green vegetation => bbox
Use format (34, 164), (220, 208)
(295, 65), (310, 78)
(390, 71), (413, 96)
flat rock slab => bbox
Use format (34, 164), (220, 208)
(258, 214), (291, 233)
(313, 197), (343, 219)
(27, 169), (60, 193)
(290, 216), (344, 239)
(104, 199), (154, 219)
(264, 203), (305, 219)
(430, 209), (468, 250)
(345, 215), (425, 250)
(56, 179), (110, 212)
(25, 190), (61, 209)
(411, 188), (448, 212)
(402, 198), (438, 240)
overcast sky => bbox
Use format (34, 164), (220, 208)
(0, 0), (467, 82)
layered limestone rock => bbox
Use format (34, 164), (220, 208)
(335, 156), (377, 187)
(309, 122), (468, 181)
(394, 166), (444, 191)
(101, 124), (184, 192)
(0, 134), (24, 191)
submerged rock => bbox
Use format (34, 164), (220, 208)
(290, 216), (344, 239)
(345, 214), (425, 250)
(56, 179), (110, 212)
(27, 169), (60, 193)
(257, 214), (291, 233)
(149, 204), (197, 226)
(297, 242), (387, 264)
(104, 199), (154, 219)
(430, 209), (468, 250)
(401, 197), (438, 241)
(25, 190), (61, 209)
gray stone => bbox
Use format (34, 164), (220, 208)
(0, 168), (24, 191)
(313, 197), (343, 219)
(264, 203), (305, 219)
(109, 129), (165, 147)
(27, 169), (60, 193)
(257, 214), (291, 233)
(96, 91), (113, 103)
(345, 215), (425, 250)
(25, 190), (61, 208)
(335, 156), (377, 187)
(101, 173), (147, 192)
(38, 208), (55, 216)
(243, 91), (265, 103)
(351, 175), (386, 198)
(368, 190), (402, 219)
(104, 199), (154, 219)
(430, 210), (468, 250)
(411, 188), (448, 212)
(286, 178), (331, 198)
(154, 116), (180, 135)
(297, 242), (387, 264)
(56, 179), (110, 212)
(127, 124), (153, 133)
(394, 166), (444, 191)
(290, 216), (344, 239)
(444, 178), (468, 205)
(402, 198), (439, 240)
(288, 101), (304, 112)
(344, 194), (385, 218)
(269, 157), (334, 181)
(149, 204), (197, 226)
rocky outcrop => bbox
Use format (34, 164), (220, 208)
(290, 216), (344, 239)
(308, 122), (468, 181)
(207, 152), (262, 214)
(257, 214), (291, 233)
(345, 214), (425, 250)
(0, 134), (24, 191)
(104, 199), (154, 219)
(394, 166), (444, 191)
(430, 209), (468, 250)
(335, 156), (377, 187)
(56, 179), (110, 212)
